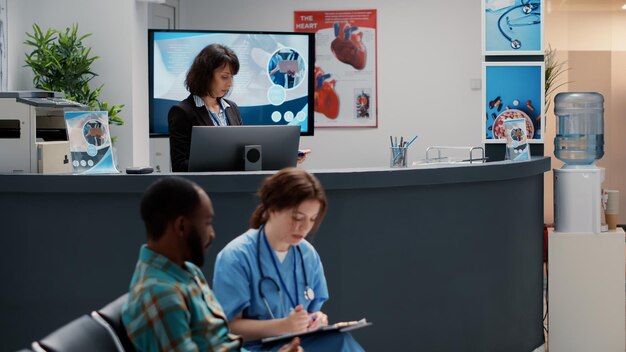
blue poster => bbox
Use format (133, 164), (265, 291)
(64, 111), (119, 174)
(483, 63), (544, 142)
(483, 0), (543, 54)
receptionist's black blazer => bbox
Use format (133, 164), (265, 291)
(168, 94), (242, 172)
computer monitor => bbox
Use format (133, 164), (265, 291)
(148, 29), (315, 136)
(188, 125), (300, 172)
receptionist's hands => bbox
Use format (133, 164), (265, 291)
(297, 149), (311, 164)
(307, 311), (328, 330)
(282, 305), (309, 333)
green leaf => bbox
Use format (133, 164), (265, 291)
(23, 22), (125, 134)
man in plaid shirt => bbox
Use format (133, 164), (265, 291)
(122, 177), (301, 352)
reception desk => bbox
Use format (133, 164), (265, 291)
(0, 157), (550, 351)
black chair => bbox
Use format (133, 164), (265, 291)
(33, 314), (120, 352)
(93, 293), (135, 352)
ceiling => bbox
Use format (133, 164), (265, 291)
(548, 0), (626, 12)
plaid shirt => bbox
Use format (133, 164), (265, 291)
(122, 245), (244, 352)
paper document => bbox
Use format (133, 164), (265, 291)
(261, 318), (371, 345)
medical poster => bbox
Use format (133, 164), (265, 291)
(64, 111), (119, 174)
(482, 62), (545, 143)
(294, 9), (378, 128)
(482, 0), (543, 55)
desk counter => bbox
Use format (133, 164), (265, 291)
(0, 157), (550, 351)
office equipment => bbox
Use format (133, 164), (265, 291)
(188, 125), (300, 172)
(125, 166), (154, 174)
(36, 141), (72, 174)
(148, 30), (315, 136)
(420, 146), (486, 164)
(0, 91), (86, 173)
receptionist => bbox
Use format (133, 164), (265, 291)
(168, 44), (310, 172)
(168, 44), (242, 172)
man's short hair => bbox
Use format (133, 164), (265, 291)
(140, 177), (201, 241)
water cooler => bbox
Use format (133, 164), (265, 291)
(548, 92), (624, 352)
(553, 92), (605, 233)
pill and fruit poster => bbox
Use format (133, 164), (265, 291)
(295, 9), (377, 128)
(482, 62), (545, 143)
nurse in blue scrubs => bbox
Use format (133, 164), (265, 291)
(213, 168), (363, 351)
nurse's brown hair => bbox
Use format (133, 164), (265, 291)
(250, 167), (327, 233)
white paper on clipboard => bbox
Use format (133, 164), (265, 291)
(261, 318), (371, 345)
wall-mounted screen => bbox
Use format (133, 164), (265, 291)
(149, 29), (315, 136)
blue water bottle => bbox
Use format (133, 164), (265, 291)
(554, 92), (604, 166)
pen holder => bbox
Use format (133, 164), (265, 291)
(390, 147), (407, 168)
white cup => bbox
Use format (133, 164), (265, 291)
(603, 189), (619, 230)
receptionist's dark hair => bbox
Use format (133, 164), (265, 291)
(250, 168), (327, 234)
(140, 177), (201, 240)
(185, 43), (240, 97)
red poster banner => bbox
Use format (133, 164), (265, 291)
(295, 10), (378, 128)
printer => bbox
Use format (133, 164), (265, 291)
(0, 91), (87, 173)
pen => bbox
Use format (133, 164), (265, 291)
(404, 135), (419, 149)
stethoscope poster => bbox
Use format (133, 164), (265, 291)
(294, 9), (378, 128)
(482, 0), (543, 55)
(482, 62), (545, 144)
(64, 111), (119, 174)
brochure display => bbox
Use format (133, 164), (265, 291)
(294, 9), (378, 128)
(482, 0), (544, 55)
(482, 62), (544, 143)
(64, 111), (119, 174)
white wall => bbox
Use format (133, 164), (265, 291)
(7, 0), (483, 170)
(543, 8), (626, 224)
(7, 0), (149, 169)
(181, 0), (484, 169)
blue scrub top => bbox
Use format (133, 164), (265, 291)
(213, 228), (329, 322)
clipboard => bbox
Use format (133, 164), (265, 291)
(260, 319), (372, 345)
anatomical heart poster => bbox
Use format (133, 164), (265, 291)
(295, 9), (378, 128)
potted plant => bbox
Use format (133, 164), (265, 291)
(23, 23), (124, 128)
(544, 44), (570, 115)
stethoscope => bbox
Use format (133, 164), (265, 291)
(257, 226), (314, 319)
(497, 0), (540, 49)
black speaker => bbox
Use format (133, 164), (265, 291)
(244, 145), (262, 171)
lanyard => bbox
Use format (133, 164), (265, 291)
(261, 229), (299, 309)
(208, 105), (227, 126)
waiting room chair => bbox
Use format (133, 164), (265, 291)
(93, 293), (135, 352)
(31, 314), (121, 352)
